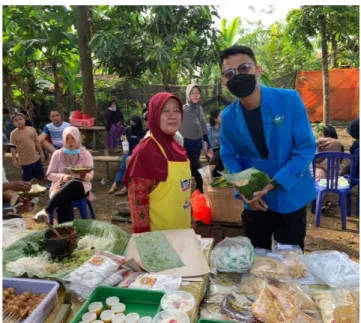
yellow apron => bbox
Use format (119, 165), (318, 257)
(149, 135), (192, 231)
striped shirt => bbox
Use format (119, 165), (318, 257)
(43, 122), (71, 149)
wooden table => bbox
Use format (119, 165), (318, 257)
(78, 126), (106, 150)
(46, 238), (214, 323)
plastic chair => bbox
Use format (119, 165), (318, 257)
(49, 198), (96, 225)
(311, 152), (356, 230)
(344, 148), (359, 216)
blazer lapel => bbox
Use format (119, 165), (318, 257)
(260, 86), (273, 152)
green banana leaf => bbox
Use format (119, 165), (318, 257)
(219, 168), (271, 200)
(3, 219), (130, 280)
(210, 176), (233, 188)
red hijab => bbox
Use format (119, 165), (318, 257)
(123, 92), (188, 186)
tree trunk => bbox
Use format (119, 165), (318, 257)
(51, 59), (64, 117)
(3, 64), (14, 112)
(161, 68), (171, 92)
(76, 5), (96, 117)
(320, 14), (331, 126)
(330, 34), (338, 68)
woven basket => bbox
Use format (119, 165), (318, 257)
(203, 185), (244, 223)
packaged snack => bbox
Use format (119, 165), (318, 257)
(208, 273), (243, 296)
(161, 291), (195, 313)
(304, 251), (359, 288)
(273, 282), (320, 319)
(239, 274), (270, 301)
(211, 237), (255, 274)
(310, 288), (359, 323)
(250, 256), (288, 281)
(251, 286), (299, 323)
(119, 273), (181, 293)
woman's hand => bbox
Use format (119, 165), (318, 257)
(62, 174), (73, 183)
(121, 135), (126, 141)
(207, 149), (214, 159)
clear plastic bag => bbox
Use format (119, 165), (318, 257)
(273, 282), (321, 321)
(198, 165), (213, 186)
(208, 273), (243, 296)
(310, 287), (359, 323)
(239, 274), (270, 301)
(211, 237), (255, 274)
(304, 251), (360, 288)
(251, 286), (299, 323)
(118, 272), (181, 294)
(250, 256), (289, 281)
(65, 251), (122, 299)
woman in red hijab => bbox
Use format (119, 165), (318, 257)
(123, 92), (192, 233)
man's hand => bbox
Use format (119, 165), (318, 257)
(40, 154), (45, 162)
(240, 183), (274, 211)
(207, 149), (214, 159)
(12, 158), (20, 168)
(9, 181), (32, 192)
(249, 199), (269, 212)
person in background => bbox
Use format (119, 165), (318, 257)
(33, 126), (94, 224)
(207, 109), (224, 177)
(123, 92), (192, 233)
(38, 110), (71, 154)
(108, 115), (146, 195)
(179, 84), (213, 193)
(10, 113), (45, 182)
(3, 108), (15, 139)
(342, 117), (359, 177)
(106, 100), (125, 150)
(20, 110), (34, 127)
(219, 45), (316, 251)
(314, 125), (343, 181)
(2, 134), (34, 215)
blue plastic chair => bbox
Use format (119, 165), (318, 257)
(311, 152), (356, 230)
(344, 148), (359, 216)
(49, 198), (96, 225)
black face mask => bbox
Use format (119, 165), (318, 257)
(226, 74), (257, 98)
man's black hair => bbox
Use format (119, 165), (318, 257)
(49, 110), (60, 115)
(219, 45), (257, 69)
(3, 108), (9, 115)
(323, 125), (338, 140)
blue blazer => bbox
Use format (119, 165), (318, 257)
(220, 85), (316, 214)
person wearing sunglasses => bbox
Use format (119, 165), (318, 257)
(219, 45), (316, 251)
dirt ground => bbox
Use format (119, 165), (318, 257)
(3, 124), (359, 261)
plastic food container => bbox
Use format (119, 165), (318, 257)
(152, 310), (190, 323)
(3, 278), (59, 323)
(71, 287), (165, 323)
(161, 291), (195, 313)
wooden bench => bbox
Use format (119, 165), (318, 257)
(93, 155), (122, 179)
(78, 126), (106, 150)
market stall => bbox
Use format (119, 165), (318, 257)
(2, 220), (215, 323)
(2, 216), (360, 323)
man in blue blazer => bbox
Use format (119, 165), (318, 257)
(219, 45), (316, 251)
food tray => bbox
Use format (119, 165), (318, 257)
(19, 184), (47, 198)
(198, 319), (230, 323)
(67, 166), (95, 175)
(71, 287), (165, 323)
(70, 117), (95, 127)
(3, 278), (59, 323)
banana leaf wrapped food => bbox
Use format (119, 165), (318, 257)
(219, 168), (271, 201)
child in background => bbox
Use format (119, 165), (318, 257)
(10, 113), (45, 182)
